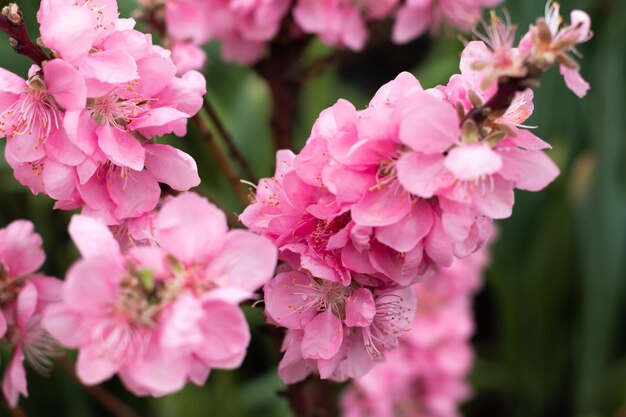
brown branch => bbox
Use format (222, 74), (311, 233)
(263, 325), (339, 417)
(1, 400), (27, 417)
(0, 4), (49, 66)
(202, 99), (256, 181)
(192, 113), (249, 208)
(255, 19), (313, 151)
(297, 49), (344, 84)
(57, 357), (142, 417)
(463, 64), (543, 126)
(281, 378), (339, 417)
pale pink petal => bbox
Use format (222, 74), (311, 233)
(0, 220), (44, 277)
(264, 271), (319, 329)
(42, 304), (83, 347)
(444, 144), (503, 181)
(376, 200), (433, 252)
(79, 49), (138, 84)
(344, 288), (376, 328)
(64, 258), (121, 314)
(43, 59), (86, 110)
(131, 107), (189, 138)
(392, 3), (430, 44)
(76, 346), (119, 385)
(399, 91), (460, 153)
(396, 152), (448, 198)
(301, 310), (343, 360)
(424, 214), (454, 267)
(97, 125), (145, 171)
(159, 293), (204, 352)
(205, 230), (277, 294)
(5, 131), (46, 163)
(499, 149), (560, 191)
(0, 68), (25, 113)
(107, 169), (161, 220)
(155, 192), (228, 264)
(39, 5), (97, 62)
(278, 331), (314, 384)
(195, 300), (250, 369)
(471, 175), (515, 219)
(42, 159), (78, 201)
(2, 349), (27, 407)
(68, 215), (121, 261)
(118, 345), (189, 397)
(369, 241), (424, 286)
(135, 54), (177, 97)
(351, 185), (411, 227)
(44, 128), (86, 166)
(560, 65), (590, 98)
(144, 144), (200, 191)
(16, 282), (38, 330)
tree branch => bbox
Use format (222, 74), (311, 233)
(281, 378), (339, 417)
(192, 113), (249, 208)
(202, 99), (256, 181)
(1, 400), (27, 417)
(57, 357), (142, 417)
(255, 19), (312, 151)
(0, 3), (49, 66)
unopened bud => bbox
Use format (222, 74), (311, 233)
(461, 119), (480, 144)
(536, 18), (553, 44)
(4, 3), (22, 25)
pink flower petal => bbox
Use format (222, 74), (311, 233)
(0, 220), (44, 277)
(499, 148), (560, 191)
(39, 5), (97, 62)
(76, 346), (120, 386)
(97, 125), (145, 171)
(68, 215), (121, 262)
(344, 288), (376, 328)
(396, 152), (448, 198)
(301, 310), (343, 360)
(43, 59), (87, 110)
(155, 192), (228, 264)
(376, 199), (434, 252)
(2, 349), (27, 407)
(352, 185), (411, 227)
(107, 168), (161, 220)
(144, 144), (200, 191)
(205, 230), (277, 295)
(444, 144), (503, 181)
(399, 91), (460, 154)
(195, 300), (250, 369)
(264, 271), (319, 329)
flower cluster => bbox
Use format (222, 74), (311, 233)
(242, 3), (589, 383)
(341, 246), (489, 417)
(44, 192), (277, 396)
(150, 0), (501, 69)
(0, 0), (205, 225)
(164, 0), (290, 70)
(0, 220), (61, 407)
(465, 2), (592, 97)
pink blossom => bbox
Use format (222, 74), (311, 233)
(265, 268), (416, 383)
(3, 9), (205, 224)
(393, 0), (503, 44)
(294, 0), (399, 51)
(44, 192), (278, 396)
(165, 0), (290, 67)
(341, 246), (490, 417)
(0, 221), (61, 407)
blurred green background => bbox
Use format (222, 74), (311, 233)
(0, 0), (625, 416)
